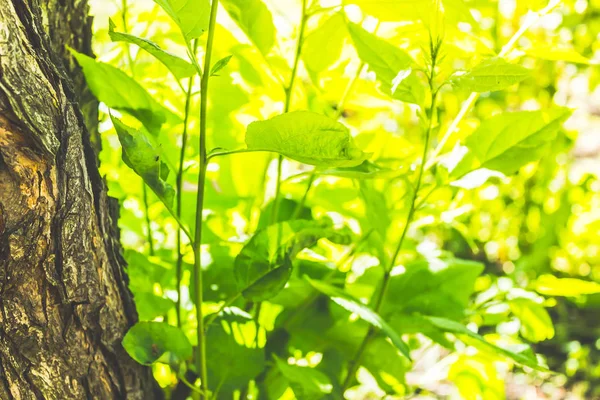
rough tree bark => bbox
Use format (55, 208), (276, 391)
(0, 1), (160, 398)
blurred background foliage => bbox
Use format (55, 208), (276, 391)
(86, 0), (600, 398)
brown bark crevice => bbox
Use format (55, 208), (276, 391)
(0, 1), (160, 399)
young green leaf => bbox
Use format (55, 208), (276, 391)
(210, 55), (233, 76)
(451, 58), (531, 92)
(347, 22), (424, 105)
(423, 316), (548, 371)
(245, 111), (369, 167)
(122, 322), (192, 365)
(534, 274), (600, 297)
(454, 108), (572, 176)
(108, 19), (196, 80)
(234, 221), (348, 301)
(69, 48), (173, 134)
(307, 278), (412, 360)
(205, 308), (266, 391)
(154, 0), (210, 41)
(111, 115), (175, 209)
(509, 298), (555, 343)
(381, 258), (484, 321)
(274, 356), (333, 399)
(302, 13), (347, 77)
(220, 0), (275, 55)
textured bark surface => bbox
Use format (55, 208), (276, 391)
(0, 1), (159, 398)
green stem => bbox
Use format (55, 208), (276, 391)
(341, 38), (440, 391)
(142, 184), (155, 256)
(193, 0), (219, 396)
(426, 0), (560, 170)
(176, 40), (198, 328)
(271, 0), (308, 225)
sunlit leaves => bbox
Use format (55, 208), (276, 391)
(423, 316), (547, 371)
(274, 356), (333, 399)
(123, 322), (192, 365)
(154, 0), (210, 41)
(534, 275), (600, 297)
(220, 0), (275, 55)
(70, 49), (172, 133)
(347, 23), (424, 105)
(111, 116), (175, 208)
(245, 111), (369, 167)
(206, 308), (266, 391)
(234, 221), (348, 301)
(455, 108), (572, 176)
(108, 19), (196, 79)
(302, 13), (347, 78)
(509, 298), (554, 342)
(452, 58), (531, 92)
(381, 258), (484, 320)
(307, 278), (412, 360)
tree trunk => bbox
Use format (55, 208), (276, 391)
(0, 1), (160, 398)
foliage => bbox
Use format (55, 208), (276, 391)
(81, 0), (600, 398)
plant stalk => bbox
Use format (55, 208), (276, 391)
(271, 0), (308, 225)
(340, 38), (441, 391)
(176, 40), (198, 328)
(193, 0), (220, 396)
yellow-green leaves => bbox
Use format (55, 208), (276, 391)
(302, 13), (347, 77)
(234, 221), (344, 301)
(245, 111), (369, 167)
(347, 23), (424, 105)
(307, 278), (412, 360)
(509, 298), (555, 342)
(111, 116), (175, 209)
(70, 49), (172, 133)
(456, 108), (571, 176)
(206, 308), (266, 391)
(423, 317), (548, 371)
(108, 19), (196, 79)
(534, 275), (600, 297)
(452, 58), (531, 92)
(154, 0), (210, 41)
(345, 0), (475, 26)
(123, 322), (192, 365)
(220, 0), (275, 55)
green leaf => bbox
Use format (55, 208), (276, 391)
(122, 322), (192, 365)
(210, 55), (233, 76)
(111, 115), (175, 209)
(245, 111), (369, 167)
(134, 292), (176, 321)
(206, 307), (266, 391)
(451, 58), (531, 92)
(359, 181), (390, 238)
(302, 13), (347, 76)
(274, 356), (333, 400)
(154, 0), (210, 41)
(534, 274), (600, 297)
(423, 316), (547, 371)
(108, 19), (196, 80)
(317, 161), (400, 180)
(381, 258), (484, 321)
(69, 48), (172, 133)
(220, 0), (275, 55)
(455, 108), (571, 176)
(234, 221), (346, 301)
(509, 298), (555, 342)
(307, 278), (412, 360)
(347, 22), (424, 105)
(525, 45), (592, 65)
